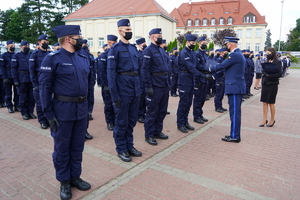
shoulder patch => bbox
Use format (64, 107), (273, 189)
(11, 59), (17, 62)
(108, 56), (115, 59)
(29, 58), (35, 61)
(77, 53), (88, 58)
(144, 55), (151, 59)
(40, 66), (52, 71)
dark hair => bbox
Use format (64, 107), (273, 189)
(266, 47), (277, 61)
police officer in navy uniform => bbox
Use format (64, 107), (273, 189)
(53, 43), (61, 51)
(208, 37), (246, 143)
(0, 40), (20, 113)
(170, 47), (180, 97)
(177, 34), (212, 133)
(194, 36), (209, 124)
(11, 41), (36, 120)
(98, 35), (118, 131)
(29, 34), (50, 129)
(0, 53), (5, 107)
(142, 28), (170, 145)
(107, 19), (142, 162)
(136, 37), (147, 123)
(39, 25), (92, 200)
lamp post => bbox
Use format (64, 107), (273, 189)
(278, 0), (284, 52)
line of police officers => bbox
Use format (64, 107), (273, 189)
(0, 19), (251, 199)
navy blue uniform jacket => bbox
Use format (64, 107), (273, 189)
(11, 51), (32, 83)
(0, 51), (15, 79)
(29, 49), (50, 88)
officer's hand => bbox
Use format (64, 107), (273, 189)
(49, 118), (59, 132)
(33, 86), (39, 92)
(104, 86), (110, 94)
(114, 99), (121, 108)
(14, 82), (20, 87)
(205, 74), (213, 81)
(196, 82), (202, 89)
(171, 73), (174, 76)
(147, 88), (154, 97)
(3, 78), (9, 85)
(218, 81), (224, 87)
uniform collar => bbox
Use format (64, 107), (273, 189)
(119, 40), (129, 46)
(60, 47), (75, 56)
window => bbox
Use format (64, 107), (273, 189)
(256, 28), (261, 37)
(98, 37), (104, 47)
(211, 18), (216, 25)
(194, 31), (199, 35)
(255, 43), (260, 52)
(203, 18), (207, 26)
(88, 38), (93, 47)
(219, 18), (224, 25)
(210, 31), (215, 38)
(246, 43), (251, 50)
(237, 29), (242, 38)
(228, 17), (233, 24)
(238, 43), (242, 49)
(244, 12), (256, 23)
(187, 19), (192, 26)
(246, 29), (252, 38)
(195, 19), (200, 26)
(202, 31), (207, 36)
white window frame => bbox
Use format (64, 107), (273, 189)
(228, 17), (232, 25)
(220, 18), (224, 25)
(237, 29), (242, 38)
(211, 18), (216, 25)
(255, 43), (260, 52)
(203, 19), (207, 26)
(246, 29), (252, 38)
(246, 43), (251, 50)
(88, 38), (93, 47)
(98, 37), (104, 47)
(187, 19), (192, 26)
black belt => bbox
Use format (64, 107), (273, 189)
(19, 70), (29, 74)
(172, 67), (178, 69)
(151, 72), (168, 76)
(117, 71), (138, 76)
(181, 70), (189, 73)
(5, 67), (11, 70)
(54, 94), (87, 103)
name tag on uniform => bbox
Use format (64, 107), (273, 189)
(184, 57), (190, 60)
(144, 55), (150, 59)
(62, 63), (72, 66)
(11, 59), (17, 62)
(108, 56), (115, 59)
(29, 59), (34, 61)
(40, 66), (51, 71)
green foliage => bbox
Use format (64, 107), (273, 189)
(265, 29), (272, 49)
(207, 42), (214, 50)
(0, 9), (15, 41)
(167, 38), (178, 53)
(61, 0), (89, 15)
(285, 18), (300, 51)
(273, 40), (287, 51)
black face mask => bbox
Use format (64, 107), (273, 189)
(174, 52), (179, 56)
(189, 44), (195, 50)
(250, 55), (254, 59)
(123, 32), (132, 40)
(9, 47), (15, 52)
(216, 53), (220, 57)
(224, 53), (228, 57)
(163, 46), (167, 51)
(244, 54), (250, 58)
(142, 45), (147, 50)
(23, 47), (30, 53)
(210, 53), (214, 57)
(155, 38), (163, 45)
(41, 43), (48, 50)
(71, 38), (83, 51)
(82, 46), (88, 50)
(200, 44), (207, 49)
(267, 54), (272, 60)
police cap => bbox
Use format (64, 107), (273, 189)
(52, 25), (81, 38)
(172, 47), (178, 51)
(197, 35), (206, 42)
(136, 38), (146, 45)
(38, 34), (48, 41)
(20, 41), (29, 46)
(224, 37), (239, 44)
(82, 39), (88, 44)
(219, 47), (228, 52)
(107, 35), (118, 42)
(6, 40), (14, 45)
(149, 28), (162, 35)
(117, 19), (130, 27)
(53, 43), (60, 47)
(186, 34), (197, 41)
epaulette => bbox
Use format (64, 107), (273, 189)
(48, 51), (59, 57)
(111, 43), (119, 49)
(77, 53), (88, 59)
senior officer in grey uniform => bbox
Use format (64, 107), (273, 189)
(39, 25), (92, 200)
(208, 37), (246, 143)
(107, 19), (142, 162)
(142, 28), (169, 146)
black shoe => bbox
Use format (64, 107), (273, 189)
(85, 132), (93, 140)
(222, 137), (241, 143)
(2, 103), (6, 107)
(259, 120), (268, 127)
(171, 94), (179, 97)
(60, 180), (72, 200)
(107, 123), (114, 131)
(215, 108), (224, 113)
(70, 177), (91, 191)
(185, 124), (195, 130)
(28, 113), (37, 119)
(128, 148), (142, 157)
(248, 93), (253, 96)
(205, 97), (210, 101)
(22, 114), (30, 120)
(211, 93), (215, 97)
(154, 132), (169, 139)
(14, 107), (21, 112)
(88, 113), (93, 120)
(8, 108), (14, 113)
(221, 107), (227, 111)
(118, 151), (132, 162)
(242, 95), (249, 99)
(145, 137), (158, 145)
(41, 123), (48, 129)
(177, 126), (188, 133)
(0, 103), (3, 108)
(200, 116), (208, 122)
(267, 120), (275, 127)
(138, 117), (145, 123)
(194, 118), (204, 124)
(166, 111), (170, 115)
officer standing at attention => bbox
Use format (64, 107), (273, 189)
(170, 47), (180, 97)
(29, 34), (50, 129)
(0, 53), (5, 107)
(0, 40), (20, 113)
(53, 43), (61, 51)
(11, 41), (36, 120)
(98, 35), (118, 131)
(193, 36), (209, 124)
(136, 37), (147, 123)
(107, 19), (142, 162)
(39, 25), (92, 200)
(208, 37), (246, 143)
(177, 34), (212, 133)
(142, 28), (170, 146)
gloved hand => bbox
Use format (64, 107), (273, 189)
(218, 81), (224, 87)
(114, 99), (121, 108)
(3, 78), (9, 85)
(103, 86), (110, 94)
(33, 86), (39, 92)
(147, 88), (154, 97)
(49, 118), (59, 132)
(195, 82), (202, 89)
(262, 71), (269, 77)
(14, 82), (20, 87)
(205, 74), (214, 81)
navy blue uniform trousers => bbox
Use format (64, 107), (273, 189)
(4, 79), (19, 109)
(18, 82), (35, 115)
(138, 91), (146, 119)
(193, 83), (207, 120)
(144, 86), (169, 137)
(101, 87), (115, 125)
(33, 91), (48, 124)
(170, 74), (179, 95)
(177, 85), (194, 127)
(0, 79), (5, 103)
(51, 117), (87, 182)
(227, 94), (243, 139)
(214, 81), (225, 109)
(113, 95), (139, 154)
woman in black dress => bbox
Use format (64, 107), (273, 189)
(259, 47), (282, 127)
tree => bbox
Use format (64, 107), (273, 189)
(273, 40), (286, 51)
(176, 30), (194, 46)
(212, 28), (236, 47)
(0, 9), (15, 41)
(60, 0), (89, 15)
(285, 18), (300, 51)
(265, 29), (272, 49)
(6, 11), (23, 42)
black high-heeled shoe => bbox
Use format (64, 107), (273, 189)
(267, 121), (275, 127)
(259, 120), (268, 127)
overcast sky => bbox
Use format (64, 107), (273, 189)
(1, 0), (298, 44)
